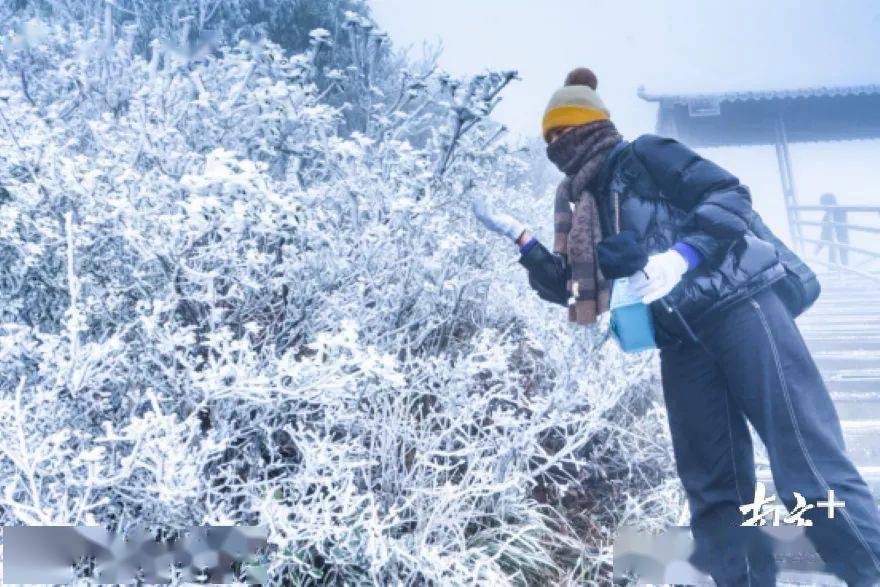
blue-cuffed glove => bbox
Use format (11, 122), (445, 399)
(629, 249), (689, 304)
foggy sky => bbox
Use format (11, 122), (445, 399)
(371, 0), (880, 138)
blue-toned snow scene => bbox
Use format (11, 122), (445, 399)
(1, 1), (879, 585)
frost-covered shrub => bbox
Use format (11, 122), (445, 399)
(0, 8), (678, 586)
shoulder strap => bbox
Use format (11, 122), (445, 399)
(608, 141), (662, 200)
(595, 139), (631, 192)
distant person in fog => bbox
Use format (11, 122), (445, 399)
(814, 192), (850, 266)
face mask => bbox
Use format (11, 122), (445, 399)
(545, 128), (582, 173)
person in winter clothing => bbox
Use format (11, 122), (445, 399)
(473, 67), (880, 586)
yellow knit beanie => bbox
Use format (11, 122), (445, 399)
(542, 67), (610, 142)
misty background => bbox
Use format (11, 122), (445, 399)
(372, 0), (880, 242)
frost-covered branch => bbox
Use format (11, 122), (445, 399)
(0, 4), (678, 585)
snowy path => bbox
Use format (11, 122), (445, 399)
(757, 275), (880, 585)
(756, 275), (880, 490)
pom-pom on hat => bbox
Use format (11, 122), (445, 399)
(542, 67), (610, 142)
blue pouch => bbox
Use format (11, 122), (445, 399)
(609, 277), (657, 352)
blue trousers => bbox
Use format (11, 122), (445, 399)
(661, 286), (880, 586)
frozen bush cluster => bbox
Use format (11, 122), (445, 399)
(0, 2), (679, 584)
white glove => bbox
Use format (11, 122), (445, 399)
(471, 194), (527, 242)
(629, 249), (688, 304)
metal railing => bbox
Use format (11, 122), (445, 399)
(790, 205), (880, 280)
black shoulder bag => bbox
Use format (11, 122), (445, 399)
(749, 212), (821, 318)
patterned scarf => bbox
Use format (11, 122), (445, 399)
(546, 120), (623, 325)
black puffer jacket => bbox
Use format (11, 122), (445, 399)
(520, 134), (786, 347)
